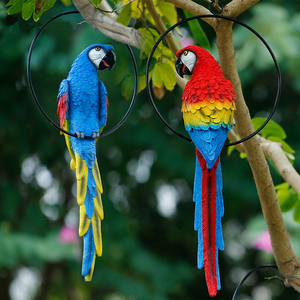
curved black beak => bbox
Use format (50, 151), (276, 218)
(99, 50), (116, 71)
(175, 57), (192, 77)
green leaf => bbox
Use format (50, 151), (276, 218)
(267, 136), (295, 153)
(43, 0), (56, 11)
(6, 0), (20, 7)
(294, 201), (300, 223)
(156, 1), (177, 27)
(7, 0), (23, 15)
(240, 152), (247, 159)
(90, 0), (102, 7)
(121, 74), (134, 100)
(139, 28), (162, 60)
(22, 0), (35, 21)
(138, 58), (156, 93)
(227, 145), (236, 156)
(275, 182), (299, 212)
(252, 117), (286, 139)
(152, 61), (176, 91)
(60, 0), (72, 6)
(111, 0), (121, 4)
(183, 11), (210, 51)
(116, 1), (131, 26)
(33, 10), (43, 21)
(275, 182), (290, 190)
(35, 0), (48, 13)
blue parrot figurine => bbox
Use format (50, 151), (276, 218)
(57, 44), (116, 281)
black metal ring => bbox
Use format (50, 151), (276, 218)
(27, 10), (138, 139)
(146, 14), (281, 147)
(232, 265), (278, 300)
(209, 1), (224, 15)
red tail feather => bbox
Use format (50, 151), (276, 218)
(197, 149), (219, 297)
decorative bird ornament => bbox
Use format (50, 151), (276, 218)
(57, 44), (116, 281)
(175, 45), (236, 297)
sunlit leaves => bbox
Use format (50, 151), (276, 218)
(252, 117), (294, 158)
(139, 28), (162, 60)
(231, 118), (295, 162)
(123, 0), (142, 19)
(152, 61), (176, 91)
(116, 2), (131, 26)
(150, 1), (177, 27)
(139, 28), (177, 94)
(252, 117), (286, 139)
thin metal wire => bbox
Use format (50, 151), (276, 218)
(145, 15), (281, 147)
(27, 10), (138, 139)
(232, 264), (278, 300)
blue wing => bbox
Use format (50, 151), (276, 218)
(98, 81), (108, 132)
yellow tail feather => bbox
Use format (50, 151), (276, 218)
(92, 213), (102, 256)
(79, 205), (91, 237)
(93, 160), (103, 194)
(75, 153), (88, 206)
(62, 120), (76, 170)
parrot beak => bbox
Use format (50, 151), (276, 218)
(175, 57), (192, 78)
(99, 50), (116, 71)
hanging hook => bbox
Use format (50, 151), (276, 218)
(209, 0), (224, 15)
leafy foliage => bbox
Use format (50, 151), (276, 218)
(252, 117), (295, 160)
(6, 0), (57, 21)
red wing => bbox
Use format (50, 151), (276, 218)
(57, 79), (69, 130)
(57, 93), (68, 127)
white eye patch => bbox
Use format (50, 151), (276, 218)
(88, 48), (106, 68)
(180, 51), (197, 73)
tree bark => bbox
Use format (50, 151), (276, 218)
(72, 0), (144, 48)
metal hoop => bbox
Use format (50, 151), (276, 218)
(146, 14), (281, 147)
(232, 265), (278, 300)
(27, 10), (138, 139)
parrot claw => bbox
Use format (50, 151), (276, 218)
(75, 132), (85, 139)
(92, 132), (100, 139)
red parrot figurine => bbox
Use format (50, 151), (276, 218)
(175, 45), (236, 297)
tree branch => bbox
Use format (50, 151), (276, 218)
(215, 17), (300, 290)
(72, 0), (144, 48)
(145, 0), (179, 54)
(225, 0), (261, 18)
(228, 130), (300, 196)
(161, 0), (216, 27)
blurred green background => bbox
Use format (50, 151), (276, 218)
(1, 0), (300, 299)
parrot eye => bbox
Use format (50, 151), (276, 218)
(183, 50), (188, 56)
(95, 47), (101, 51)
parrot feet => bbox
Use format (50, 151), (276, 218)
(75, 132), (85, 139)
(92, 132), (100, 139)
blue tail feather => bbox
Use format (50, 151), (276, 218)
(82, 223), (95, 276)
(194, 155), (204, 269)
(84, 168), (96, 219)
(216, 160), (224, 251)
(193, 152), (224, 292)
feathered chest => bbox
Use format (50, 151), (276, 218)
(181, 74), (236, 131)
(68, 68), (100, 113)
